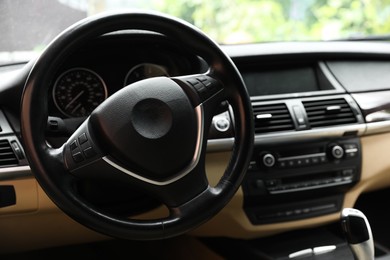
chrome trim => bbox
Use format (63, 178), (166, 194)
(366, 110), (390, 123)
(313, 245), (337, 255)
(103, 105), (204, 186)
(278, 153), (326, 161)
(256, 124), (366, 145)
(268, 179), (353, 194)
(208, 120), (390, 152)
(289, 249), (313, 259)
(256, 114), (272, 119)
(250, 89), (344, 102)
(0, 165), (32, 180)
(365, 120), (390, 135)
(207, 138), (234, 152)
(326, 105), (341, 111)
(207, 124), (367, 152)
(346, 148), (358, 153)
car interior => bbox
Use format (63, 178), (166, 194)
(2, 3), (390, 260)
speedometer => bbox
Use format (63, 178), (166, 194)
(52, 68), (108, 118)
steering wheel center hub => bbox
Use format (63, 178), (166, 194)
(132, 98), (173, 139)
(89, 77), (198, 179)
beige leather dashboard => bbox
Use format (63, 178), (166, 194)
(193, 132), (390, 238)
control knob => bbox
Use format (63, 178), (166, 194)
(262, 153), (276, 168)
(331, 145), (344, 159)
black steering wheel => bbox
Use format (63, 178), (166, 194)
(20, 11), (254, 240)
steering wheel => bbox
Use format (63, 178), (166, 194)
(20, 11), (254, 240)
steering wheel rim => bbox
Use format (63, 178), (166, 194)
(21, 10), (254, 240)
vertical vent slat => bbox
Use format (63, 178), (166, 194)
(253, 103), (295, 134)
(303, 98), (357, 128)
(0, 140), (18, 167)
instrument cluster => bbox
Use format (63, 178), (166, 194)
(48, 33), (204, 118)
(52, 63), (170, 118)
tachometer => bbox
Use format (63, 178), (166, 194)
(53, 68), (108, 117)
(124, 63), (169, 86)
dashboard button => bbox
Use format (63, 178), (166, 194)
(186, 79), (200, 87)
(288, 160), (295, 167)
(248, 161), (258, 171)
(83, 147), (96, 158)
(196, 76), (208, 82)
(294, 209), (302, 215)
(342, 169), (354, 176)
(311, 157), (319, 164)
(265, 179), (278, 187)
(11, 141), (24, 159)
(344, 144), (358, 150)
(253, 179), (264, 188)
(70, 140), (78, 151)
(214, 117), (230, 132)
(78, 133), (88, 144)
(72, 150), (84, 163)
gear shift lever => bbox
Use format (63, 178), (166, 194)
(341, 208), (374, 260)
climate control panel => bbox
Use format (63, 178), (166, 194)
(243, 137), (362, 224)
(256, 142), (359, 171)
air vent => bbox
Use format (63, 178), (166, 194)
(0, 139), (18, 167)
(303, 98), (357, 128)
(253, 103), (294, 134)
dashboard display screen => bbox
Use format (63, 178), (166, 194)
(243, 67), (319, 96)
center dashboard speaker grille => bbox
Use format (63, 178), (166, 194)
(303, 98), (357, 128)
(253, 103), (294, 134)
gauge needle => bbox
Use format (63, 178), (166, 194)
(65, 90), (85, 110)
(71, 103), (82, 114)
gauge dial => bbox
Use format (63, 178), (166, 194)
(53, 68), (107, 118)
(124, 63), (169, 86)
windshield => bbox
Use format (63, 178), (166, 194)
(1, 0), (390, 65)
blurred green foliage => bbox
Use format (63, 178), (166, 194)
(148, 0), (390, 44)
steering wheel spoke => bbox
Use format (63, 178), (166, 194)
(173, 73), (225, 105)
(63, 119), (104, 173)
(174, 73), (229, 134)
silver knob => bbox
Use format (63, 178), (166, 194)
(262, 153), (275, 167)
(331, 145), (344, 159)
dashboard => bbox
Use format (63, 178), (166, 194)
(2, 31), (390, 254)
(39, 35), (390, 223)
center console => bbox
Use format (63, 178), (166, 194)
(243, 137), (362, 224)
(233, 60), (365, 225)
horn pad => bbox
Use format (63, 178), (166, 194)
(89, 77), (198, 180)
